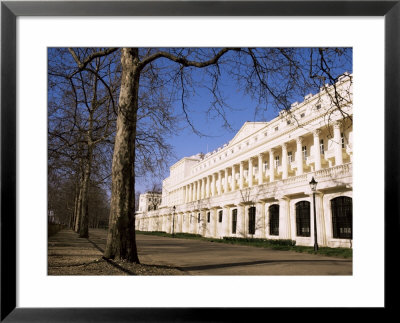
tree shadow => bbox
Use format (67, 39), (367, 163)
(180, 258), (351, 272)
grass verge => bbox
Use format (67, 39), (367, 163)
(136, 230), (352, 259)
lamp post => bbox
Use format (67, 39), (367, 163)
(309, 177), (318, 252)
(172, 205), (176, 237)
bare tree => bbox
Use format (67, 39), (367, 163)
(48, 48), (119, 237)
(145, 183), (162, 211)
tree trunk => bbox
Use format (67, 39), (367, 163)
(78, 72), (98, 238)
(71, 178), (80, 229)
(104, 48), (140, 263)
(74, 184), (83, 232)
(78, 144), (93, 238)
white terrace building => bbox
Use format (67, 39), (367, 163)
(136, 74), (353, 248)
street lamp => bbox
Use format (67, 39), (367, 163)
(172, 205), (176, 237)
(309, 177), (318, 252)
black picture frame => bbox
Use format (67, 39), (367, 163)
(1, 1), (398, 321)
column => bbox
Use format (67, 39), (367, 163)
(200, 210), (206, 236)
(333, 121), (343, 166)
(282, 143), (288, 180)
(231, 165), (236, 191)
(225, 207), (231, 237)
(269, 148), (275, 182)
(211, 173), (216, 196)
(198, 180), (202, 200)
(296, 136), (304, 175)
(313, 129), (322, 171)
(224, 168), (229, 193)
(197, 179), (201, 200)
(257, 202), (266, 238)
(239, 161), (244, 189)
(201, 178), (205, 199)
(278, 198), (291, 239)
(238, 205), (245, 238)
(258, 154), (263, 185)
(248, 157), (253, 187)
(311, 192), (327, 246)
(213, 208), (218, 237)
(218, 171), (222, 195)
(183, 186), (186, 204)
(189, 213), (193, 233)
(206, 176), (210, 198)
(192, 182), (196, 201)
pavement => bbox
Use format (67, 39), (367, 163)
(49, 229), (352, 275)
(136, 234), (352, 275)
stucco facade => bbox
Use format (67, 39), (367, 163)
(136, 74), (353, 248)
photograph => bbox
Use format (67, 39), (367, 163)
(47, 47), (353, 276)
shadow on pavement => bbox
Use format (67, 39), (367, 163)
(180, 258), (352, 272)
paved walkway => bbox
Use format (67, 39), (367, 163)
(49, 229), (352, 275)
(137, 234), (352, 275)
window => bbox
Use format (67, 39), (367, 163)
(248, 207), (256, 235)
(207, 212), (210, 223)
(341, 133), (345, 148)
(275, 155), (280, 168)
(296, 201), (311, 237)
(331, 196), (352, 239)
(263, 161), (268, 171)
(288, 151), (293, 164)
(300, 113), (305, 118)
(232, 209), (237, 234)
(316, 104), (321, 110)
(264, 131), (268, 137)
(320, 139), (324, 154)
(302, 146), (307, 160)
(218, 210), (223, 223)
(269, 204), (279, 236)
(287, 120), (291, 125)
(198, 213), (200, 223)
(275, 126), (279, 132)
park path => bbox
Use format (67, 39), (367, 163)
(136, 234), (352, 275)
(48, 229), (184, 275)
(48, 229), (352, 275)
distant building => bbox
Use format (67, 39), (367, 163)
(138, 192), (162, 213)
(136, 74), (353, 248)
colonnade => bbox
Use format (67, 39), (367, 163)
(153, 190), (350, 248)
(181, 121), (345, 204)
